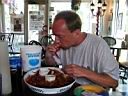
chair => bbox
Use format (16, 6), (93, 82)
(28, 40), (45, 59)
(0, 35), (6, 40)
(111, 47), (128, 84)
(103, 36), (116, 46)
(39, 25), (54, 47)
(103, 36), (118, 60)
(28, 40), (42, 46)
(39, 34), (54, 47)
(119, 62), (128, 84)
(0, 33), (14, 52)
(8, 33), (14, 52)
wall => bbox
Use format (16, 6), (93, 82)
(0, 3), (2, 32)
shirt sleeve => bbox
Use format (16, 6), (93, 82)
(96, 39), (119, 80)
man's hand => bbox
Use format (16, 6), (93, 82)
(45, 42), (61, 65)
(45, 42), (61, 56)
(63, 64), (86, 77)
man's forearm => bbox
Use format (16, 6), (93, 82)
(82, 68), (118, 88)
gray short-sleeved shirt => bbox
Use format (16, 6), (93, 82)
(54, 33), (119, 85)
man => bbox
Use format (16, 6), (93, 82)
(45, 10), (119, 89)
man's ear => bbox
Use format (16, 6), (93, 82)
(73, 29), (81, 37)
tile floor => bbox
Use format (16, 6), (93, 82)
(109, 79), (128, 96)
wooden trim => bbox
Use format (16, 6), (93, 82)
(51, 0), (90, 2)
(25, 0), (46, 4)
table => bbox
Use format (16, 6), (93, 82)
(8, 69), (109, 96)
(8, 60), (109, 96)
(9, 52), (20, 55)
(22, 82), (79, 96)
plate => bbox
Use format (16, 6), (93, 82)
(23, 67), (75, 94)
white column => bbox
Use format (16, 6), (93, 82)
(0, 41), (12, 95)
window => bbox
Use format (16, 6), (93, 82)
(112, 0), (128, 39)
(3, 0), (24, 52)
(50, 1), (92, 34)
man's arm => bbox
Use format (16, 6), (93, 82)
(63, 64), (118, 89)
(45, 42), (61, 65)
(81, 67), (118, 89)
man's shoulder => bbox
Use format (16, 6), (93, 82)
(86, 33), (104, 44)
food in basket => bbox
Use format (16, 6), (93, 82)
(25, 67), (74, 88)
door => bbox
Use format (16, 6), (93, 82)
(24, 0), (50, 44)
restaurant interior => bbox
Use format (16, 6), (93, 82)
(0, 0), (128, 96)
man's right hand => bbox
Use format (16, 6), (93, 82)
(45, 42), (61, 57)
(45, 42), (61, 65)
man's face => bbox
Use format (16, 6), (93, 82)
(52, 19), (75, 49)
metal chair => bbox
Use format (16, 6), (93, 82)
(103, 36), (118, 60)
(119, 62), (128, 84)
(0, 33), (14, 52)
(103, 36), (116, 46)
(8, 33), (14, 52)
(39, 25), (54, 47)
(28, 40), (42, 46)
(39, 34), (54, 47)
(0, 35), (6, 40)
(28, 40), (45, 60)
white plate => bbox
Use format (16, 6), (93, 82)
(23, 67), (75, 94)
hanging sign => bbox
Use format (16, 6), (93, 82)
(29, 11), (44, 31)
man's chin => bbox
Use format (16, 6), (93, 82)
(61, 46), (70, 50)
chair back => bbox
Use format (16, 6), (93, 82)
(28, 40), (45, 59)
(0, 33), (14, 52)
(28, 40), (42, 46)
(0, 35), (6, 40)
(8, 33), (14, 45)
(103, 36), (116, 46)
(39, 35), (54, 47)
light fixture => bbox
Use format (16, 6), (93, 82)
(90, 0), (107, 35)
(71, 0), (81, 11)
